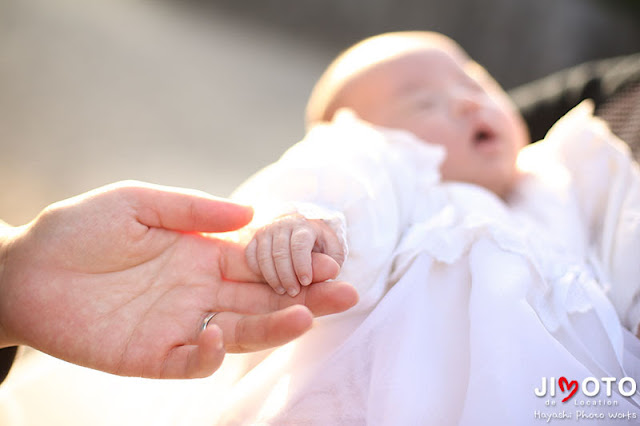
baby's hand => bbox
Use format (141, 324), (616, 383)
(245, 214), (345, 297)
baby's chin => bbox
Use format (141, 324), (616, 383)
(442, 169), (520, 201)
(487, 169), (525, 201)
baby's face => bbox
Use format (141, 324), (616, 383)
(335, 47), (529, 198)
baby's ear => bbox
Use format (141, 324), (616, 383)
(311, 252), (340, 283)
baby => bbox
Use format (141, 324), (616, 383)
(227, 31), (640, 424)
(246, 31), (530, 297)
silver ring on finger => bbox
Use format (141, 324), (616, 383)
(201, 312), (220, 332)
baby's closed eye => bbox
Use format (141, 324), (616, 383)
(414, 94), (439, 109)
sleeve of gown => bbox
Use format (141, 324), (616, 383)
(231, 111), (444, 306)
(546, 101), (640, 334)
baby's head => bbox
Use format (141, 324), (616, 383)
(306, 32), (530, 198)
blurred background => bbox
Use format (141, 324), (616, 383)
(2, 0), (639, 225)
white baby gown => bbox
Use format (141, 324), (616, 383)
(218, 102), (640, 425)
(1, 102), (640, 426)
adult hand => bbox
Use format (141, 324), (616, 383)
(0, 181), (358, 379)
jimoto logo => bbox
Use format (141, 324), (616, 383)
(533, 376), (639, 422)
(534, 376), (637, 402)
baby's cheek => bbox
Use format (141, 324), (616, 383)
(438, 151), (472, 182)
(498, 98), (530, 146)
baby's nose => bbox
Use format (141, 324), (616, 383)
(451, 90), (484, 116)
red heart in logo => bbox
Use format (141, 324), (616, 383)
(558, 376), (578, 402)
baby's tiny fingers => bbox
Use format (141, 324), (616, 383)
(256, 234), (285, 295)
(291, 226), (315, 286)
(245, 238), (260, 276)
(272, 228), (300, 296)
(320, 227), (346, 267)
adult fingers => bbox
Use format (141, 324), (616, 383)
(207, 305), (313, 353)
(214, 277), (358, 317)
(217, 238), (264, 282)
(159, 323), (226, 379)
(119, 182), (254, 233)
(219, 239), (338, 284)
(299, 277), (358, 316)
(309, 252), (340, 283)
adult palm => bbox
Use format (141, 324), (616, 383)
(0, 182), (357, 379)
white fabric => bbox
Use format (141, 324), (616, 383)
(1, 103), (640, 425)
(222, 103), (640, 424)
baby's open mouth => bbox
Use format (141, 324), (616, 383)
(473, 127), (497, 147)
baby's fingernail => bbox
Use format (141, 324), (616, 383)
(287, 287), (299, 297)
(300, 275), (311, 286)
(275, 286), (286, 295)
